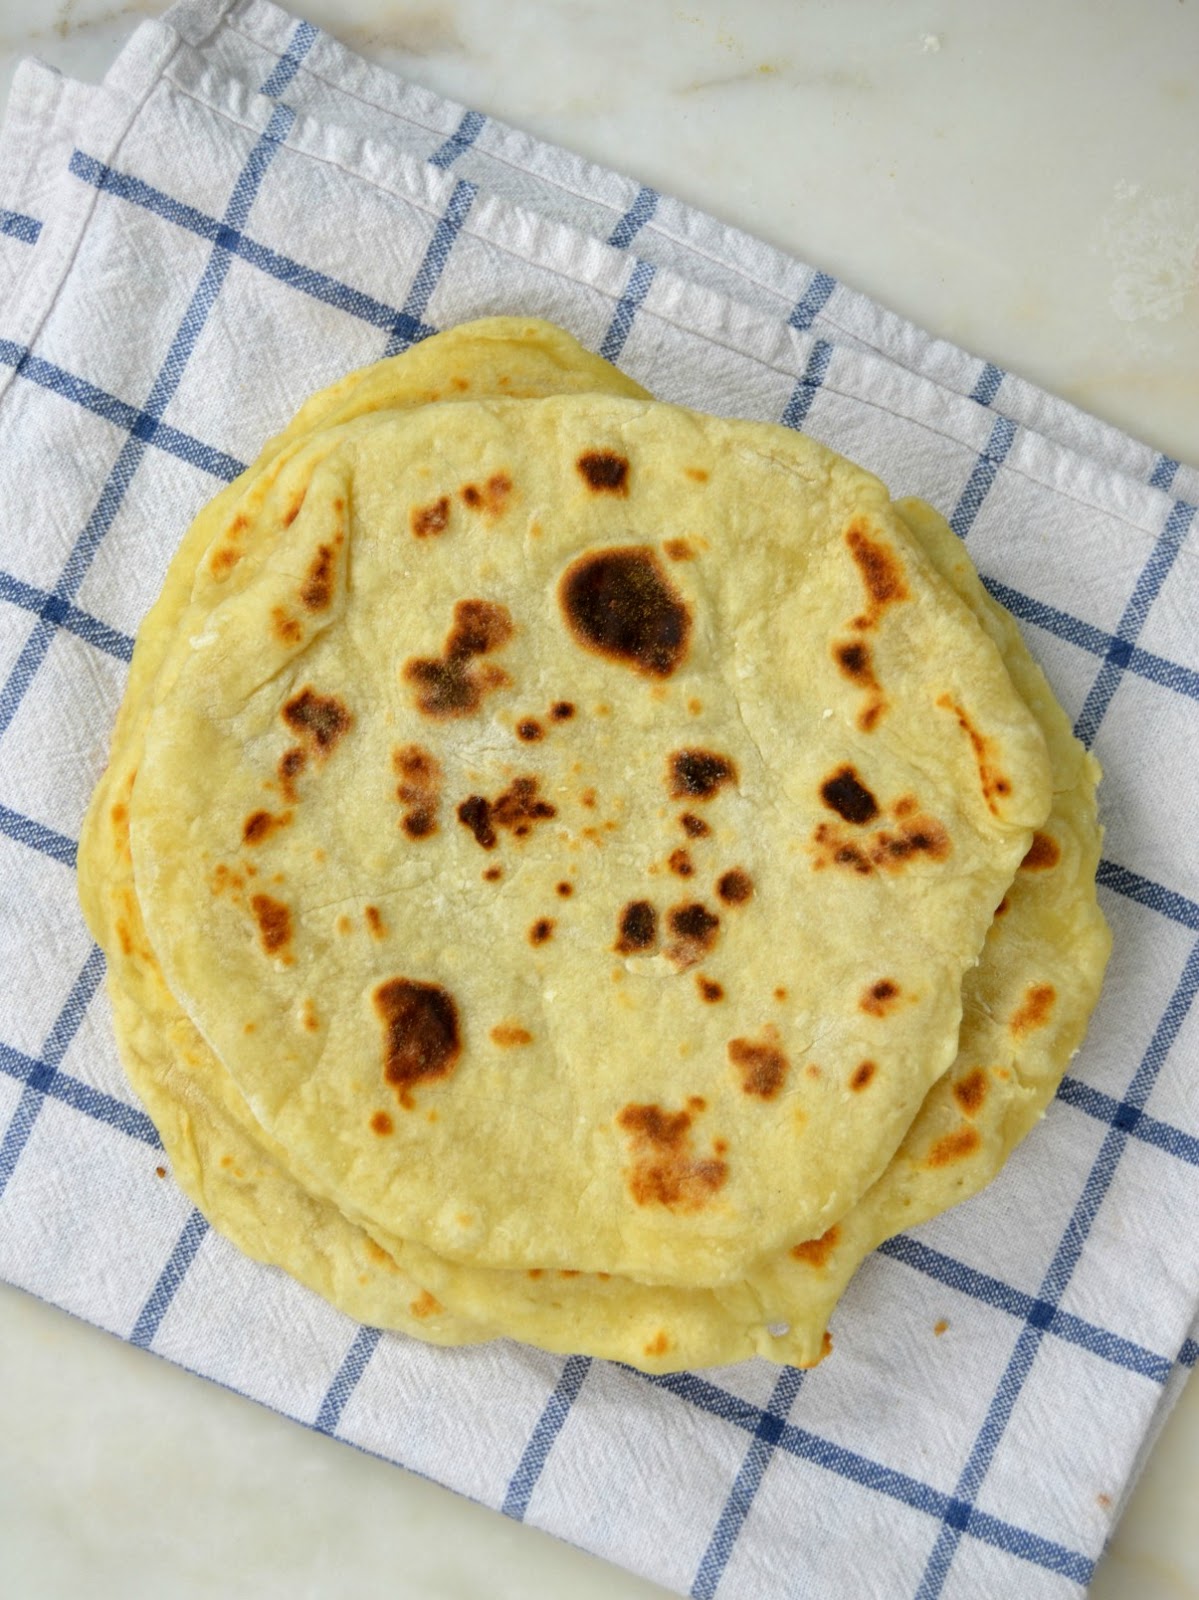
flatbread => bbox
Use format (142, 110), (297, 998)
(127, 386), (1052, 1288)
(81, 322), (1105, 1371)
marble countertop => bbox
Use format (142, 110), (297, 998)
(1, 2), (1196, 1596)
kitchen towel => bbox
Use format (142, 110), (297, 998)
(1, 3), (1197, 1595)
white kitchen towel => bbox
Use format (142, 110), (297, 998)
(1, 5), (1197, 1596)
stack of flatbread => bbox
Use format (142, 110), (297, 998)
(78, 318), (1110, 1372)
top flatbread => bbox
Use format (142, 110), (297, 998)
(126, 387), (1052, 1287)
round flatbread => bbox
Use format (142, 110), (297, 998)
(127, 388), (1052, 1287)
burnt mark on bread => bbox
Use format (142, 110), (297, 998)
(455, 776), (557, 851)
(833, 637), (886, 731)
(790, 1225), (840, 1268)
(403, 598), (514, 720)
(459, 473), (512, 515)
(1021, 832), (1061, 871)
(845, 519), (910, 630)
(937, 695), (1013, 815)
(577, 451), (629, 494)
(242, 809), (292, 846)
(394, 744), (441, 840)
(373, 977), (461, 1109)
(728, 1032), (790, 1099)
(559, 546), (690, 677)
(820, 766), (878, 825)
(615, 899), (658, 954)
(860, 978), (900, 1016)
(300, 543), (337, 612)
(952, 1068), (988, 1115)
(411, 496), (450, 538)
(616, 1102), (728, 1211)
(669, 749), (737, 800)
(250, 892), (292, 958)
(716, 869), (752, 905)
(282, 688), (352, 757)
(812, 810), (950, 876)
(665, 901), (719, 969)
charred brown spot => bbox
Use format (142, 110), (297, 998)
(1022, 831), (1061, 871)
(400, 808), (434, 840)
(716, 869), (753, 905)
(860, 978), (900, 1016)
(373, 978), (461, 1109)
(527, 1268), (543, 1279)
(458, 795), (496, 850)
(664, 538), (695, 561)
(394, 743), (441, 839)
(210, 543), (241, 578)
(517, 718), (544, 742)
(411, 496), (450, 538)
(790, 1225), (840, 1269)
(459, 474), (511, 515)
(669, 750), (737, 801)
(580, 787), (597, 809)
(556, 881), (573, 897)
(300, 544), (336, 611)
(680, 812), (710, 838)
(369, 1110), (394, 1137)
(529, 918), (555, 945)
(833, 637), (886, 731)
(491, 1023), (533, 1047)
(550, 701), (575, 721)
(282, 688), (352, 756)
(850, 1059), (877, 1092)
(483, 865), (502, 882)
(409, 1290), (442, 1319)
(644, 1330), (671, 1357)
(821, 766), (879, 825)
(271, 606), (302, 644)
(559, 547), (690, 677)
(812, 808), (951, 875)
(365, 905), (386, 939)
(926, 1126), (982, 1168)
(243, 809), (292, 846)
(846, 520), (910, 628)
(404, 599), (514, 719)
(685, 466), (709, 483)
(250, 893), (292, 956)
(666, 901), (720, 968)
(697, 976), (724, 1003)
(953, 1068), (988, 1115)
(937, 696), (1013, 815)
(727, 1034), (789, 1099)
(456, 777), (557, 851)
(278, 746), (307, 802)
(577, 451), (629, 494)
(1010, 983), (1056, 1036)
(282, 491), (305, 528)
(616, 899), (658, 954)
(669, 848), (695, 878)
(834, 639), (872, 683)
(616, 1102), (728, 1211)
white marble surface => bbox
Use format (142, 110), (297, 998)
(1, 2), (1197, 1596)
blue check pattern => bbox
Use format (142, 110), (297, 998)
(2, 10), (1197, 1598)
